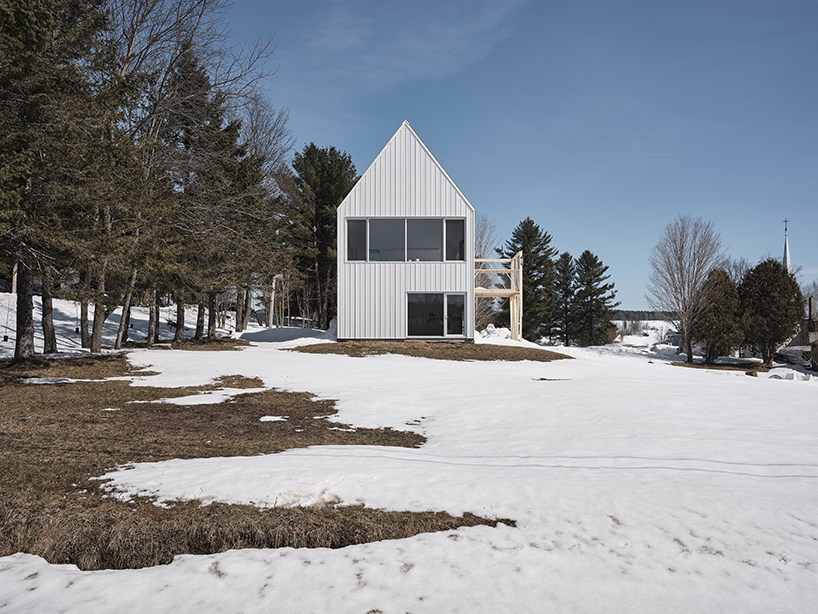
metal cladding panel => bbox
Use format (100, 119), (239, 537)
(340, 122), (474, 219)
(338, 262), (471, 339)
(337, 121), (476, 340)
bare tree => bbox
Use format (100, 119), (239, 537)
(646, 215), (725, 363)
(97, 0), (278, 349)
(724, 256), (751, 286)
(802, 279), (818, 301)
(802, 279), (818, 316)
(474, 212), (499, 330)
(241, 92), (295, 192)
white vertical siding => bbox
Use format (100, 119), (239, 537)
(337, 122), (475, 340)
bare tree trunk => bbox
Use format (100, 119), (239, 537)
(242, 286), (252, 330)
(313, 258), (324, 329)
(235, 286), (244, 333)
(174, 298), (185, 342)
(685, 332), (694, 363)
(146, 284), (157, 347)
(80, 270), (91, 348)
(14, 264), (35, 361)
(90, 270), (108, 353)
(11, 262), (18, 294)
(207, 292), (217, 338)
(41, 271), (57, 354)
(266, 283), (275, 327)
(153, 304), (161, 342)
(195, 300), (205, 340)
(122, 303), (131, 343)
(115, 268), (138, 350)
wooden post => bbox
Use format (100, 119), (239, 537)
(474, 251), (523, 341)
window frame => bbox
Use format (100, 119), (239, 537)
(406, 292), (467, 338)
(367, 218), (405, 262)
(347, 219), (367, 261)
(346, 218), (467, 263)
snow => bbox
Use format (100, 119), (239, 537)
(1, 294), (818, 613)
(19, 377), (74, 384)
(613, 319), (676, 347)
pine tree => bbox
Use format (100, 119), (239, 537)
(573, 250), (619, 346)
(553, 251), (576, 345)
(498, 218), (557, 342)
(695, 269), (742, 364)
(0, 0), (110, 359)
(289, 144), (357, 329)
(738, 258), (803, 364)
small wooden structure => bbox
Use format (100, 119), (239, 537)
(474, 251), (523, 341)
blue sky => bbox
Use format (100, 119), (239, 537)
(229, 0), (817, 309)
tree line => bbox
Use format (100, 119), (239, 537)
(647, 215), (806, 365)
(477, 216), (620, 346)
(1, 0), (357, 361)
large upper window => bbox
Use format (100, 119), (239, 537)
(347, 218), (465, 262)
(368, 219), (404, 261)
(407, 219), (442, 261)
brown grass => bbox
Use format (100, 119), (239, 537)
(294, 340), (571, 362)
(0, 498), (505, 571)
(0, 354), (513, 570)
(672, 361), (770, 373)
(122, 337), (251, 351)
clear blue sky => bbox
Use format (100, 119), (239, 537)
(228, 0), (817, 309)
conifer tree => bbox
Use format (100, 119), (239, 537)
(0, 0), (110, 359)
(289, 144), (357, 329)
(738, 258), (803, 364)
(498, 218), (557, 341)
(553, 251), (576, 345)
(573, 250), (619, 346)
(695, 269), (742, 364)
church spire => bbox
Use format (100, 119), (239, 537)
(782, 218), (792, 273)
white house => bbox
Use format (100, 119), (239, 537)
(336, 121), (475, 341)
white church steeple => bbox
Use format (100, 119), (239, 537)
(782, 218), (792, 273)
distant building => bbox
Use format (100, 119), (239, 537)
(783, 218), (792, 273)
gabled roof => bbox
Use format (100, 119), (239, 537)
(338, 121), (475, 218)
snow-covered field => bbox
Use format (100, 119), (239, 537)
(1, 294), (817, 613)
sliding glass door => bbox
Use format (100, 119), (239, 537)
(407, 293), (465, 337)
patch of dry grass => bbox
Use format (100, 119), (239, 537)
(295, 340), (571, 362)
(0, 497), (507, 570)
(0, 354), (513, 570)
(122, 337), (251, 351)
(672, 361), (770, 373)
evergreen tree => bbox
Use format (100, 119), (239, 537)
(695, 269), (742, 364)
(573, 250), (619, 346)
(162, 51), (256, 336)
(289, 144), (357, 329)
(738, 258), (803, 364)
(0, 0), (110, 359)
(498, 217), (557, 342)
(553, 251), (576, 345)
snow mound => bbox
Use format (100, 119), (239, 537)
(476, 323), (511, 340)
